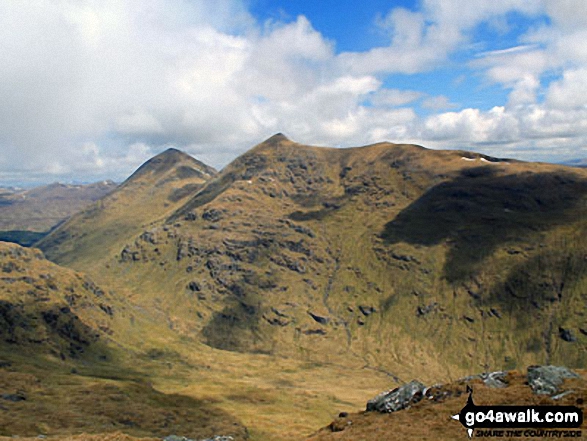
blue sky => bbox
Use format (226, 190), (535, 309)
(250, 2), (547, 114)
(1, 0), (587, 184)
(249, 0), (414, 52)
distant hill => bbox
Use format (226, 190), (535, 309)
(560, 158), (587, 168)
(0, 181), (118, 243)
(38, 134), (587, 386)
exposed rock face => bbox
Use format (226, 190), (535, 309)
(163, 435), (234, 441)
(559, 327), (577, 342)
(527, 365), (580, 395)
(366, 380), (426, 413)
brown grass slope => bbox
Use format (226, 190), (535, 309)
(0, 241), (248, 440)
(0, 241), (115, 359)
(0, 181), (117, 232)
(44, 134), (587, 382)
(307, 369), (587, 441)
(36, 148), (217, 269)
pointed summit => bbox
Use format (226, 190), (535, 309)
(127, 147), (216, 182)
(263, 132), (290, 146)
(245, 133), (293, 156)
(156, 147), (186, 160)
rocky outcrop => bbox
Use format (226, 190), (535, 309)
(367, 366), (580, 415)
(460, 370), (508, 388)
(366, 380), (426, 413)
(163, 436), (234, 441)
(0, 242), (115, 358)
(313, 366), (586, 441)
(527, 365), (580, 395)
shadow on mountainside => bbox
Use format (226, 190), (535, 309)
(381, 167), (587, 283)
(0, 365), (248, 439)
(482, 235), (587, 324)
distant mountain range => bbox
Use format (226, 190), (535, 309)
(0, 181), (118, 245)
(560, 158), (587, 168)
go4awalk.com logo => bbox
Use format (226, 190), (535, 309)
(452, 387), (583, 438)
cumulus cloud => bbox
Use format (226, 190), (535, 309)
(369, 89), (424, 107)
(546, 68), (587, 109)
(1, 0), (587, 185)
(422, 95), (459, 111)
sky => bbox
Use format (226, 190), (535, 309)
(2, 0), (587, 185)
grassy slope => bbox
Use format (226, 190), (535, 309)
(35, 136), (587, 439)
(0, 241), (248, 440)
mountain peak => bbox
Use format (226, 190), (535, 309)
(155, 147), (189, 160)
(126, 147), (215, 183)
(263, 133), (290, 145)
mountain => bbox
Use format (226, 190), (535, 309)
(0, 181), (118, 245)
(36, 148), (217, 269)
(39, 135), (587, 381)
(34, 135), (587, 439)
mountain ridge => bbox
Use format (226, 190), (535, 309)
(31, 136), (587, 439)
(38, 135), (587, 380)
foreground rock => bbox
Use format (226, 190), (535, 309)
(527, 365), (580, 396)
(309, 366), (587, 441)
(366, 380), (425, 413)
(164, 436), (234, 441)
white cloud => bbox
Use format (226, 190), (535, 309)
(2, 0), (587, 185)
(475, 44), (541, 58)
(370, 89), (424, 107)
(422, 95), (459, 110)
(544, 0), (587, 32)
(422, 107), (513, 143)
(547, 68), (587, 109)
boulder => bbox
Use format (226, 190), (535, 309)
(358, 305), (377, 316)
(187, 281), (201, 292)
(482, 371), (508, 388)
(163, 436), (234, 441)
(1, 393), (26, 402)
(559, 327), (577, 342)
(308, 311), (329, 325)
(460, 371), (508, 388)
(527, 365), (580, 395)
(366, 380), (425, 413)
